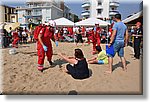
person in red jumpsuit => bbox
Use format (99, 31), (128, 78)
(12, 28), (19, 48)
(37, 21), (56, 71)
(93, 23), (101, 54)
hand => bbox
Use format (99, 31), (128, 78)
(108, 43), (111, 48)
(55, 41), (58, 47)
(43, 45), (48, 52)
(124, 43), (127, 47)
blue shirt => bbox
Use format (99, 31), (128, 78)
(112, 21), (127, 41)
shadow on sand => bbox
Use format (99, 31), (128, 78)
(42, 59), (68, 72)
(112, 61), (130, 71)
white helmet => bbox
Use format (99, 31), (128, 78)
(48, 20), (56, 27)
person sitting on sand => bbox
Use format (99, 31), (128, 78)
(88, 46), (108, 64)
(58, 49), (89, 79)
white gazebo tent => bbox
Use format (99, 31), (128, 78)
(75, 17), (110, 26)
(54, 17), (74, 27)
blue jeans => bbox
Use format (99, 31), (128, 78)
(109, 41), (124, 58)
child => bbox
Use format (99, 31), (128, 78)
(88, 46), (108, 64)
(58, 49), (89, 79)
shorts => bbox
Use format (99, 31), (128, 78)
(108, 41), (124, 58)
(75, 34), (83, 43)
(97, 60), (104, 64)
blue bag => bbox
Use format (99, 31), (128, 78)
(106, 45), (115, 57)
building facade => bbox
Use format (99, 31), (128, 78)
(16, 0), (65, 25)
(81, 0), (119, 20)
(0, 5), (18, 23)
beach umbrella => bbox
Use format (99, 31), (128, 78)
(4, 22), (20, 32)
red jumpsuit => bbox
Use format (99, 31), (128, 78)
(12, 31), (19, 48)
(93, 27), (101, 51)
(37, 27), (54, 66)
(87, 30), (94, 44)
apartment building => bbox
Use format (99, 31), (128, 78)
(0, 5), (18, 23)
(81, 0), (119, 20)
(16, 0), (66, 25)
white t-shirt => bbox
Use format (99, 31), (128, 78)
(22, 31), (27, 37)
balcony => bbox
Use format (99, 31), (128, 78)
(32, 12), (42, 17)
(109, 10), (119, 16)
(96, 5), (103, 10)
(81, 10), (90, 16)
(110, 2), (119, 7)
(81, 2), (90, 8)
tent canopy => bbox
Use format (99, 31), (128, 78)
(4, 22), (20, 32)
(122, 11), (143, 24)
(54, 17), (74, 26)
(75, 17), (110, 26)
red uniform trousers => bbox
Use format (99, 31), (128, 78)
(92, 33), (101, 51)
(12, 37), (19, 47)
(37, 39), (53, 66)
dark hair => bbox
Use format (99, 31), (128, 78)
(96, 46), (102, 52)
(115, 14), (121, 20)
(74, 49), (84, 59)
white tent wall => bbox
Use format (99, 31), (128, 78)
(75, 17), (110, 27)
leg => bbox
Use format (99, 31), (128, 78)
(37, 48), (45, 70)
(120, 57), (127, 71)
(105, 57), (113, 74)
(97, 38), (101, 46)
(118, 43), (127, 71)
(88, 60), (98, 64)
(136, 39), (141, 59)
(92, 41), (96, 54)
(46, 43), (53, 65)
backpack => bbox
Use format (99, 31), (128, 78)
(34, 25), (45, 41)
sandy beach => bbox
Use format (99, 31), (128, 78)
(1, 42), (142, 95)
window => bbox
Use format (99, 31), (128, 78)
(98, 2), (102, 5)
(112, 8), (115, 10)
(97, 9), (102, 14)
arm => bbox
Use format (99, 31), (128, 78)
(124, 29), (129, 46)
(132, 34), (142, 37)
(58, 53), (77, 64)
(68, 56), (75, 59)
(38, 34), (44, 46)
(108, 29), (117, 47)
(51, 34), (55, 42)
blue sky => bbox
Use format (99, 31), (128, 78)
(0, 0), (143, 20)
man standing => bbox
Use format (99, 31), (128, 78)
(106, 14), (129, 74)
(37, 20), (56, 71)
(132, 22), (143, 59)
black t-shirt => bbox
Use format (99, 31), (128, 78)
(134, 27), (143, 39)
(74, 58), (89, 77)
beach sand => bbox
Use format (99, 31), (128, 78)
(1, 42), (142, 95)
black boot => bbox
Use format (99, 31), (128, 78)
(49, 61), (53, 66)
